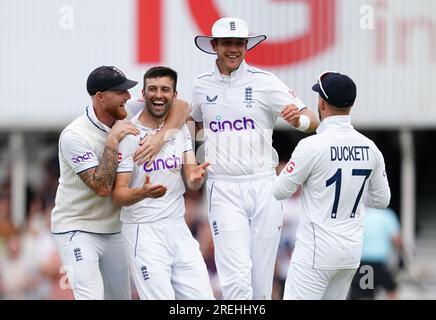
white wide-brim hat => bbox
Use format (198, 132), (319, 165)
(194, 17), (267, 54)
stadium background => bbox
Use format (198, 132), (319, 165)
(0, 0), (435, 299)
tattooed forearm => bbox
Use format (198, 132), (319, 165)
(94, 145), (118, 187)
(78, 145), (118, 197)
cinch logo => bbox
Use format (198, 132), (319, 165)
(71, 152), (94, 164)
(143, 155), (182, 173)
(209, 116), (255, 133)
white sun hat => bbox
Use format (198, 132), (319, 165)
(194, 17), (267, 54)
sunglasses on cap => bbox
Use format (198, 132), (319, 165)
(317, 71), (337, 99)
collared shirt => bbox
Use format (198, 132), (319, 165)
(117, 111), (193, 223)
(191, 60), (306, 178)
(273, 116), (391, 269)
(51, 100), (144, 233)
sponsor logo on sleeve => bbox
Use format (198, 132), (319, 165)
(71, 152), (95, 164)
(286, 161), (296, 173)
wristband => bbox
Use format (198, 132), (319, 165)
(295, 115), (310, 132)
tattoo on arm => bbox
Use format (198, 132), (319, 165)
(78, 145), (118, 195)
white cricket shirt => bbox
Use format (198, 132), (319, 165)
(273, 116), (391, 269)
(51, 100), (144, 233)
(191, 60), (306, 178)
(117, 112), (192, 223)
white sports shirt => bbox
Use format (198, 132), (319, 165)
(51, 99), (144, 233)
(273, 116), (391, 269)
(191, 60), (306, 177)
(117, 112), (192, 223)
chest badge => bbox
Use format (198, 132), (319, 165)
(243, 87), (253, 108)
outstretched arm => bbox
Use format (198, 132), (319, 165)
(133, 99), (191, 165)
(281, 105), (320, 133)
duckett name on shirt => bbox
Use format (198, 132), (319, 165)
(209, 116), (255, 132)
(330, 146), (370, 161)
(143, 155), (182, 172)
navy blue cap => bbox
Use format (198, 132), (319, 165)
(312, 72), (356, 108)
(86, 66), (138, 96)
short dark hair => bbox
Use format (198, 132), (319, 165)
(143, 66), (178, 91)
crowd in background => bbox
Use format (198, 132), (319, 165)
(0, 139), (402, 300)
(0, 173), (73, 299)
(0, 149), (304, 300)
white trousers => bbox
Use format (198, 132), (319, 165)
(122, 219), (214, 300)
(53, 231), (131, 300)
(206, 175), (283, 300)
(284, 262), (357, 300)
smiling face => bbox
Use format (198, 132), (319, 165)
(143, 76), (177, 119)
(212, 38), (248, 75)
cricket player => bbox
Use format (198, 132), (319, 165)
(273, 72), (391, 299)
(51, 66), (190, 300)
(191, 17), (319, 299)
(112, 66), (215, 300)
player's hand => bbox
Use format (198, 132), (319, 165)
(172, 98), (190, 110)
(141, 175), (167, 198)
(281, 104), (300, 128)
(107, 120), (140, 148)
(133, 132), (165, 165)
(188, 162), (210, 185)
(133, 99), (190, 165)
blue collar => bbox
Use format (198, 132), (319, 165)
(85, 105), (112, 133)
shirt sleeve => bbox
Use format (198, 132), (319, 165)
(365, 147), (391, 208)
(190, 82), (203, 122)
(264, 74), (306, 115)
(59, 130), (99, 174)
(273, 139), (314, 200)
(125, 98), (145, 119)
(182, 125), (193, 153)
(117, 135), (139, 173)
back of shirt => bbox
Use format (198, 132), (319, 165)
(273, 116), (391, 269)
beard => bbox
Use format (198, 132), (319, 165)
(108, 104), (128, 120)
